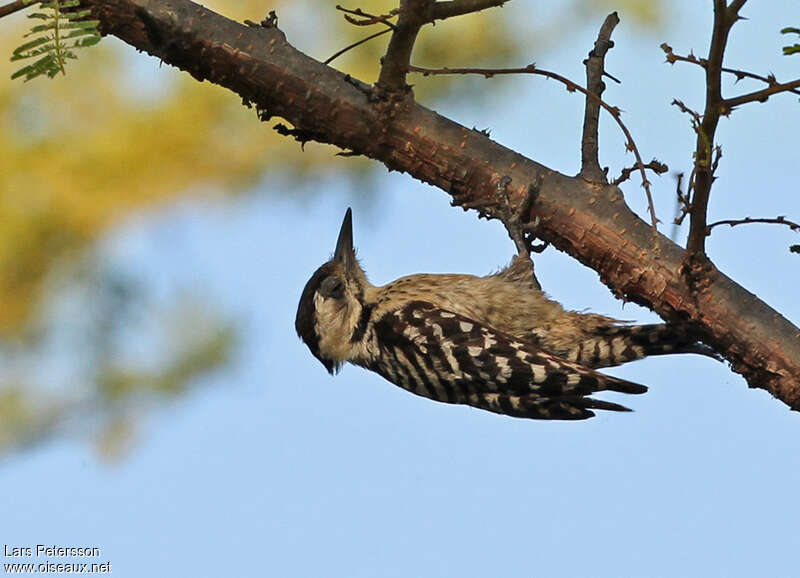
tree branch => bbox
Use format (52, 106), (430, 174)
(374, 0), (509, 93)
(407, 63), (659, 228)
(431, 0), (508, 21)
(376, 0), (433, 93)
(707, 216), (800, 235)
(81, 0), (800, 412)
(580, 11), (619, 183)
(661, 42), (800, 98)
(336, 5), (398, 29)
(722, 78), (800, 110)
(0, 0), (27, 18)
(684, 0), (742, 261)
(613, 159), (668, 186)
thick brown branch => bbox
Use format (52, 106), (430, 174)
(580, 11), (619, 183)
(81, 0), (800, 412)
(0, 0), (27, 18)
(408, 63), (659, 228)
(431, 0), (508, 21)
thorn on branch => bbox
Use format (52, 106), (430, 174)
(255, 106), (271, 121)
(273, 123), (322, 150)
(244, 10), (278, 29)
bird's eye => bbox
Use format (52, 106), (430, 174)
(320, 276), (345, 298)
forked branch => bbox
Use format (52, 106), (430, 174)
(376, 0), (509, 92)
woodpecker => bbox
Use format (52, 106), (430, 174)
(295, 208), (715, 420)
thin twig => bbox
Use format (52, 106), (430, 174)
(613, 159), (668, 186)
(407, 63), (660, 229)
(324, 27), (392, 65)
(723, 78), (800, 110)
(706, 216), (800, 235)
(662, 42), (800, 97)
(671, 99), (701, 126)
(336, 5), (398, 29)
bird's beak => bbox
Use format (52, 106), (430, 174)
(333, 207), (356, 271)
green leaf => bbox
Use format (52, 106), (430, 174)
(10, 0), (102, 82)
(28, 23), (59, 33)
(10, 63), (39, 80)
(64, 10), (94, 20)
(62, 20), (102, 30)
(781, 27), (800, 55)
(75, 35), (101, 48)
(11, 44), (58, 62)
(12, 35), (51, 55)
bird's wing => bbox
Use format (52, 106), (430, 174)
(368, 301), (647, 420)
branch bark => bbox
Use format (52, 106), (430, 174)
(0, 0), (27, 18)
(376, 0), (432, 93)
(580, 11), (618, 182)
(82, 0), (800, 411)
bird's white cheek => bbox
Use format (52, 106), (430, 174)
(314, 295), (361, 363)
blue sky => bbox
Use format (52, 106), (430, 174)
(3, 1), (799, 577)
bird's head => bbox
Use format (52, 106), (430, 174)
(295, 208), (371, 374)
